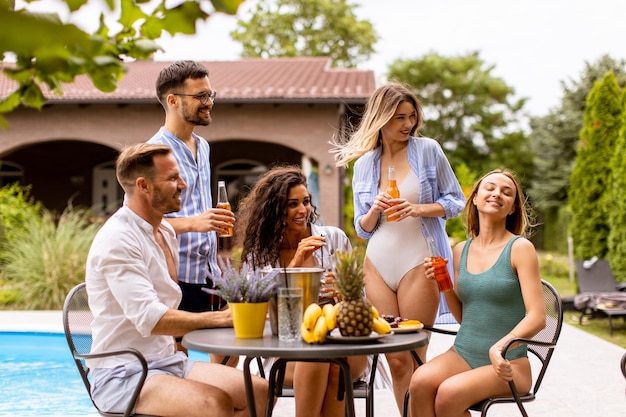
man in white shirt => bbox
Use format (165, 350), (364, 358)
(85, 143), (267, 417)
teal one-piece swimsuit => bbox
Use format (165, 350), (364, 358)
(453, 236), (528, 369)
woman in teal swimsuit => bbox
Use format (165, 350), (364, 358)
(408, 169), (546, 417)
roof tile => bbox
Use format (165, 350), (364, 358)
(0, 57), (375, 103)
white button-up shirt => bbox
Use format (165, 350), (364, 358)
(85, 206), (182, 369)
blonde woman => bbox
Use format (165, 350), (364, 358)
(331, 82), (465, 412)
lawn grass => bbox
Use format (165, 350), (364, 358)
(540, 258), (626, 349)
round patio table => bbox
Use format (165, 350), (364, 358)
(183, 322), (428, 417)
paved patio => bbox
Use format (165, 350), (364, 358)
(2, 311), (625, 416)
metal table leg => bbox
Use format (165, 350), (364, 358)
(243, 356), (258, 417)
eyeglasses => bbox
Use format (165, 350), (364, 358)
(173, 91), (217, 104)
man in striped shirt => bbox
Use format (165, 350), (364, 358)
(148, 61), (235, 343)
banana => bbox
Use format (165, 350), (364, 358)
(301, 322), (317, 344)
(371, 305), (380, 319)
(302, 303), (323, 330)
(323, 303), (337, 331)
(313, 315), (328, 343)
(334, 301), (343, 317)
(372, 316), (392, 334)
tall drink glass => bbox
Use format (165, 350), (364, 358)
(278, 287), (303, 341)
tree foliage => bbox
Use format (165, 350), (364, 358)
(607, 89), (626, 280)
(569, 71), (622, 261)
(527, 55), (626, 252)
(231, 0), (377, 68)
(528, 55), (626, 211)
(0, 0), (244, 128)
(387, 52), (532, 185)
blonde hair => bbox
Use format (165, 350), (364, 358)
(331, 83), (424, 166)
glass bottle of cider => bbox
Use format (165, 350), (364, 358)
(385, 166), (400, 222)
(216, 180), (233, 237)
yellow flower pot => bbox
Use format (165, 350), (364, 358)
(229, 301), (269, 338)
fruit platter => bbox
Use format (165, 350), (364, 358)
(300, 302), (394, 344)
(300, 251), (395, 344)
(380, 315), (424, 333)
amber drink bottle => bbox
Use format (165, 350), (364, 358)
(425, 234), (453, 292)
(216, 180), (233, 237)
(385, 166), (400, 222)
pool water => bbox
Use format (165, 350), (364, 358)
(0, 332), (206, 416)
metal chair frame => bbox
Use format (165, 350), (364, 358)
(402, 280), (563, 417)
(62, 282), (157, 417)
(262, 354), (378, 417)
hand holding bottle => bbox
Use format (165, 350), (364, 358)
(424, 230), (453, 292)
(216, 180), (234, 237)
(385, 166), (401, 221)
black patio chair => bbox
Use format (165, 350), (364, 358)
(402, 279), (563, 417)
(573, 259), (626, 333)
(62, 282), (157, 417)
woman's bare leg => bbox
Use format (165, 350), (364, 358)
(364, 259), (438, 413)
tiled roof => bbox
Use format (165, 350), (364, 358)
(0, 57), (375, 104)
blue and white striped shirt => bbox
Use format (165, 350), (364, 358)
(148, 127), (220, 285)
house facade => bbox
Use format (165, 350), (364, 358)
(0, 58), (375, 229)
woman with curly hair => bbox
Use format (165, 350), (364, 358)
(235, 164), (367, 417)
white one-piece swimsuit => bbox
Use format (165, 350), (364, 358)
(365, 170), (430, 291)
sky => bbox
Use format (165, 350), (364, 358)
(20, 0), (626, 117)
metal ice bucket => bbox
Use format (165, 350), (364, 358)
(269, 267), (324, 335)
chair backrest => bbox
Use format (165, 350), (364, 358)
(575, 259), (618, 293)
(527, 280), (563, 395)
(62, 282), (95, 397)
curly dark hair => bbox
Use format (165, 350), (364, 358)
(236, 164), (319, 269)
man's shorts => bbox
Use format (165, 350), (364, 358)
(91, 352), (193, 414)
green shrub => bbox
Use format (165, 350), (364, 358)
(539, 254), (570, 280)
(0, 183), (42, 256)
(0, 206), (102, 310)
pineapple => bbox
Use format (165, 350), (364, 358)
(334, 250), (373, 337)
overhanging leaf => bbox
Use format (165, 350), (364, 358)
(211, 0), (245, 14)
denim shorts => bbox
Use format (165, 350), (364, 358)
(91, 351), (193, 414)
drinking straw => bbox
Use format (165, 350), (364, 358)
(320, 233), (325, 270)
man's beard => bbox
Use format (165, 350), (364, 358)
(152, 188), (181, 214)
(182, 102), (211, 126)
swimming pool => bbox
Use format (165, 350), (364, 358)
(0, 332), (206, 416)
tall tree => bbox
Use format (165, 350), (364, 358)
(607, 90), (626, 281)
(231, 0), (377, 68)
(569, 71), (622, 260)
(0, 0), (244, 128)
(528, 56), (626, 251)
(387, 52), (532, 185)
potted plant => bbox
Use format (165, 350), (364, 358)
(211, 257), (280, 338)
